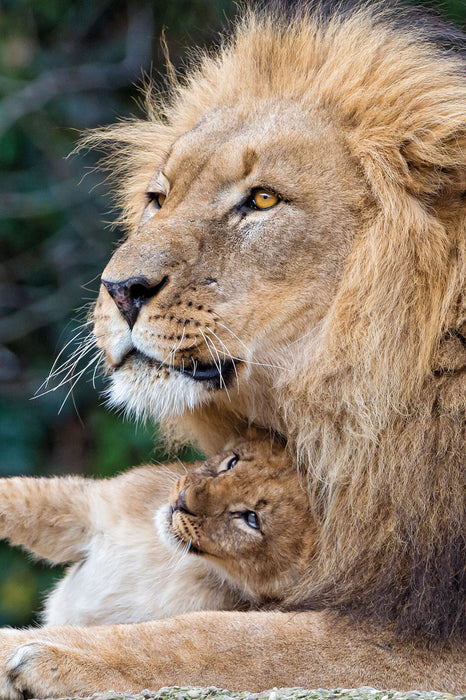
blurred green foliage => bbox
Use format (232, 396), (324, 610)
(0, 0), (465, 627)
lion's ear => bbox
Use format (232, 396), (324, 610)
(334, 93), (466, 396)
(347, 97), (466, 206)
(399, 126), (466, 201)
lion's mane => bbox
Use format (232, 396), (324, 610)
(85, 2), (466, 641)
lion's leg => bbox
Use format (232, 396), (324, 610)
(0, 612), (464, 699)
(0, 476), (94, 563)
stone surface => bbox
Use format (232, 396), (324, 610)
(42, 687), (466, 700)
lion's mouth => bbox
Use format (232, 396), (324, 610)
(178, 360), (236, 383)
(124, 349), (238, 388)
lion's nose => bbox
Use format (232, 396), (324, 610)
(102, 275), (168, 329)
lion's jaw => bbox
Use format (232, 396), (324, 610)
(93, 103), (368, 425)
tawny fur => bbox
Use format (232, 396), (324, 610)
(0, 3), (465, 697)
(163, 435), (317, 604)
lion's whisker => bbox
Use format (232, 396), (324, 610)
(57, 353), (101, 414)
(199, 328), (231, 401)
(169, 327), (186, 367)
(215, 321), (250, 354)
(214, 321), (285, 371)
(92, 350), (105, 389)
(47, 339), (96, 382)
(35, 339), (98, 398)
(40, 329), (94, 391)
(205, 327), (240, 392)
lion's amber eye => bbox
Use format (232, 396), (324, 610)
(250, 188), (279, 210)
(147, 192), (166, 209)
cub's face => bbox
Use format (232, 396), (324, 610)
(93, 103), (367, 424)
(156, 439), (316, 602)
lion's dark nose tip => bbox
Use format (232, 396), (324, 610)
(102, 275), (168, 329)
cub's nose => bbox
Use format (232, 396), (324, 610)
(173, 488), (191, 514)
(102, 275), (168, 329)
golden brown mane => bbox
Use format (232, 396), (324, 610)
(83, 3), (466, 641)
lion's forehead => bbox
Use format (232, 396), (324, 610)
(161, 102), (345, 198)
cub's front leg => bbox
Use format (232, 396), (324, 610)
(0, 476), (96, 563)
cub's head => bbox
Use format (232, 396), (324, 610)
(156, 438), (316, 603)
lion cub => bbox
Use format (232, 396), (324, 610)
(0, 437), (316, 626)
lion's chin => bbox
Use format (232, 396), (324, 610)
(106, 361), (212, 422)
(104, 348), (240, 422)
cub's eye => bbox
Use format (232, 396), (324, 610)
(146, 192), (166, 210)
(244, 511), (260, 529)
(244, 188), (280, 211)
(226, 454), (238, 470)
(219, 453), (239, 473)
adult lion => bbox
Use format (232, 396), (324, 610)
(0, 2), (465, 697)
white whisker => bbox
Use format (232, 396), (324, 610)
(199, 328), (231, 402)
(57, 353), (101, 414)
(38, 330), (93, 391)
(214, 321), (285, 371)
(205, 327), (239, 391)
(215, 321), (250, 354)
(34, 345), (97, 398)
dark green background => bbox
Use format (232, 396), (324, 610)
(0, 0), (464, 627)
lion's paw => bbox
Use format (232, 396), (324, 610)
(1, 640), (63, 700)
(0, 630), (27, 700)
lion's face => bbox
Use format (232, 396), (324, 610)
(156, 438), (315, 602)
(93, 103), (368, 423)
